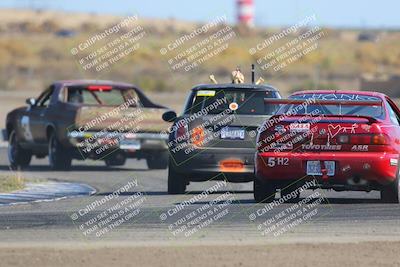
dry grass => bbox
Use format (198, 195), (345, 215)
(0, 9), (399, 96)
(0, 174), (25, 193)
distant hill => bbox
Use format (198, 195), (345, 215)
(0, 8), (400, 96)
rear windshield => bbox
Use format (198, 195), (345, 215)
(189, 89), (279, 115)
(66, 87), (141, 107)
(277, 93), (385, 119)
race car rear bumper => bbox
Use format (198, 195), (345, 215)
(170, 147), (255, 182)
(67, 131), (169, 151)
(255, 152), (399, 187)
(66, 131), (169, 160)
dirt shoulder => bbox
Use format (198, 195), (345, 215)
(1, 241), (399, 267)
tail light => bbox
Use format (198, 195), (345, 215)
(174, 122), (188, 141)
(337, 134), (389, 145)
(337, 135), (350, 144)
(87, 85), (112, 91)
(350, 135), (372, 144)
(371, 134), (388, 145)
(191, 126), (205, 146)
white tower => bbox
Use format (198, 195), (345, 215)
(237, 0), (254, 27)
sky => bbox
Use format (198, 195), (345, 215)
(1, 0), (399, 29)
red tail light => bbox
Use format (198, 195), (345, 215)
(350, 135), (372, 144)
(371, 134), (388, 145)
(337, 134), (389, 145)
(174, 122), (188, 141)
(87, 85), (112, 91)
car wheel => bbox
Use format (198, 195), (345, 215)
(167, 162), (186, 194)
(254, 178), (276, 203)
(8, 130), (32, 170)
(105, 152), (126, 167)
(48, 132), (71, 170)
(381, 172), (400, 203)
(146, 151), (168, 170)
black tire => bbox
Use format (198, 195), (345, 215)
(105, 152), (126, 167)
(254, 178), (276, 203)
(8, 130), (32, 170)
(381, 174), (400, 203)
(281, 185), (300, 203)
(167, 162), (186, 194)
(146, 151), (168, 170)
(48, 132), (71, 170)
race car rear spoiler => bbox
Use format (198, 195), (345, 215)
(264, 98), (383, 106)
(264, 98), (382, 123)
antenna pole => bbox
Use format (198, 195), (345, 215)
(251, 64), (255, 84)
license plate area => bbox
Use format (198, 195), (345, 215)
(220, 127), (245, 140)
(306, 161), (335, 176)
(119, 139), (141, 150)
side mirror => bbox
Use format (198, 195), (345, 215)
(25, 98), (36, 106)
(162, 110), (177, 122)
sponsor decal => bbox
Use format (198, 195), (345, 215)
(328, 123), (358, 138)
(274, 125), (286, 134)
(196, 90), (216, 97)
(361, 125), (372, 132)
(273, 143), (293, 150)
(351, 145), (369, 152)
(229, 102), (238, 111)
(289, 123), (310, 133)
(294, 93), (380, 101)
(20, 116), (33, 141)
(301, 144), (342, 151)
(390, 158), (399, 166)
(267, 157), (289, 167)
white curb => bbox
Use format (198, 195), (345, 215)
(0, 182), (96, 206)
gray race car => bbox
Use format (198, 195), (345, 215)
(163, 82), (281, 194)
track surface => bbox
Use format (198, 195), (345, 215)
(0, 147), (399, 244)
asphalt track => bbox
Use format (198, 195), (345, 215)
(0, 147), (399, 245)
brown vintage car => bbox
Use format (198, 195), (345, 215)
(3, 80), (171, 170)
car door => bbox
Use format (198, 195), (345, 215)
(29, 86), (55, 144)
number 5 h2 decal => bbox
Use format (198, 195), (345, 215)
(267, 157), (289, 167)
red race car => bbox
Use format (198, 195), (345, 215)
(255, 90), (400, 203)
